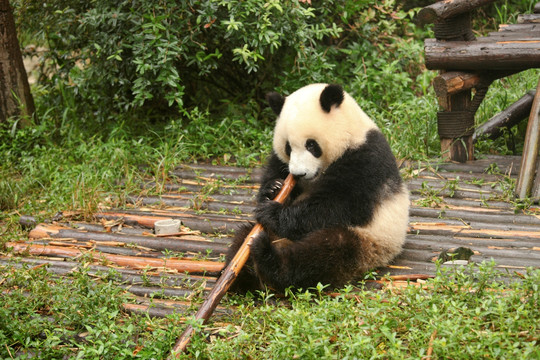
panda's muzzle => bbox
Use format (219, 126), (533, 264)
(289, 150), (322, 180)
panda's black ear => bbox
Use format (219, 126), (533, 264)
(266, 92), (285, 116)
(320, 84), (344, 113)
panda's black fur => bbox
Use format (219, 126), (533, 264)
(226, 84), (409, 293)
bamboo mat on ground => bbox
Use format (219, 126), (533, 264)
(3, 155), (540, 317)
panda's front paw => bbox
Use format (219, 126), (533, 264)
(250, 231), (272, 256)
(260, 179), (284, 201)
(255, 200), (281, 232)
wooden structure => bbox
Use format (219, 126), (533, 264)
(4, 159), (540, 328)
(419, 0), (540, 164)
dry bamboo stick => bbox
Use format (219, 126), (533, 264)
(409, 222), (540, 239)
(6, 242), (224, 274)
(516, 78), (540, 199)
(0, 256), (216, 292)
(409, 207), (540, 226)
(96, 210), (249, 234)
(384, 274), (435, 281)
(168, 174), (296, 358)
(28, 223), (229, 255)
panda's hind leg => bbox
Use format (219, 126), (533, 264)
(250, 227), (362, 293)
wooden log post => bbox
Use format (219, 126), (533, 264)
(417, 0), (497, 25)
(433, 70), (517, 99)
(515, 78), (540, 200)
(473, 90), (535, 142)
(433, 72), (481, 99)
(437, 92), (474, 162)
(429, 10), (476, 162)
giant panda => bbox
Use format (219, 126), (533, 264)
(226, 83), (409, 293)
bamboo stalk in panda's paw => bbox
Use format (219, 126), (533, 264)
(168, 173), (296, 358)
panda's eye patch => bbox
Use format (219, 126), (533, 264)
(305, 139), (322, 158)
(285, 141), (291, 157)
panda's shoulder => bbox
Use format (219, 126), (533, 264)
(343, 129), (395, 163)
(326, 129), (400, 181)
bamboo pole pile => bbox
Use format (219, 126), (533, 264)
(6, 158), (540, 353)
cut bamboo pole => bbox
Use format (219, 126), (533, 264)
(516, 77), (540, 199)
(6, 242), (224, 274)
(28, 223), (229, 255)
(168, 174), (296, 358)
(96, 210), (249, 234)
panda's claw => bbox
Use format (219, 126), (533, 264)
(261, 179), (284, 201)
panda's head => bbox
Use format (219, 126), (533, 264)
(266, 83), (377, 180)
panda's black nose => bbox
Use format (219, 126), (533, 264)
(294, 173), (307, 178)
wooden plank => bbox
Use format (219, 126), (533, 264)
(406, 156), (521, 175)
(95, 210), (249, 234)
(410, 207), (540, 227)
(10, 158), (540, 314)
(499, 23), (540, 32)
(425, 38), (540, 71)
(483, 33), (540, 41)
(0, 257), (216, 288)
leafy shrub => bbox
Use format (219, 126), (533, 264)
(14, 0), (428, 124)
(15, 0), (342, 122)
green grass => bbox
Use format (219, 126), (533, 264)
(0, 261), (538, 359)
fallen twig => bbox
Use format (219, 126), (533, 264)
(424, 329), (438, 359)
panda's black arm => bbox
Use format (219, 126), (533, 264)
(255, 190), (372, 241)
(257, 152), (291, 203)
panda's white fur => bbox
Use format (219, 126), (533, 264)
(351, 188), (410, 271)
(226, 83), (410, 293)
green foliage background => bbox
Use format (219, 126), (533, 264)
(16, 0), (424, 121)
